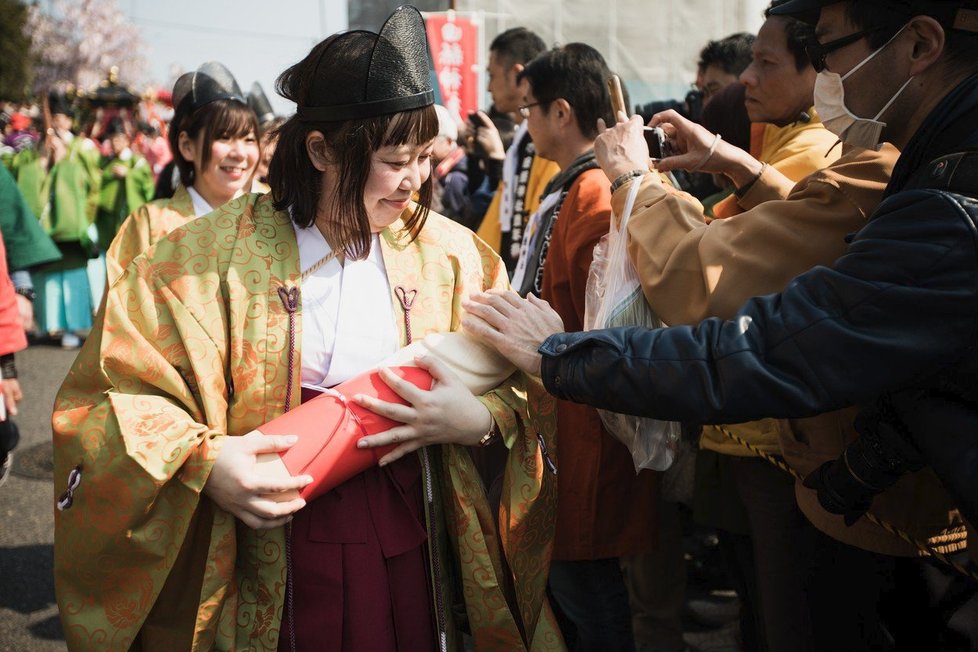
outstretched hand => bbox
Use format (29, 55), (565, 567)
(353, 353), (493, 465)
(204, 430), (312, 530)
(462, 289), (565, 377)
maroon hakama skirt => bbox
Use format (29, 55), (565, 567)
(279, 391), (437, 651)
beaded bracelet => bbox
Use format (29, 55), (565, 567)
(734, 163), (769, 199)
(610, 169), (647, 194)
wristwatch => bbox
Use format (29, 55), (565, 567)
(14, 287), (36, 303)
(479, 421), (500, 447)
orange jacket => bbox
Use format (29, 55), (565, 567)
(542, 166), (658, 560)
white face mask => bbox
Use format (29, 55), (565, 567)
(813, 24), (913, 151)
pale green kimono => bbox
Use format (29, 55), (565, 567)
(95, 151), (156, 253)
(53, 192), (564, 651)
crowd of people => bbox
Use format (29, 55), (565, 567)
(1, 0), (977, 650)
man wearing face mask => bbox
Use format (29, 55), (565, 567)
(558, 1), (954, 650)
(465, 0), (978, 649)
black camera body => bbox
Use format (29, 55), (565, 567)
(643, 126), (667, 160)
(468, 112), (486, 158)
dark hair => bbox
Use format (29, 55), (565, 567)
(842, 2), (978, 73)
(518, 43), (614, 141)
(489, 27), (547, 67)
(259, 115), (287, 140)
(699, 82), (751, 151)
(269, 33), (438, 260)
(168, 99), (258, 188)
(765, 2), (817, 71)
(698, 32), (755, 75)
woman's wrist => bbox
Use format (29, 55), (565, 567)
(478, 414), (499, 447)
(465, 402), (497, 446)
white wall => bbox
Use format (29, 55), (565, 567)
(457, 0), (768, 109)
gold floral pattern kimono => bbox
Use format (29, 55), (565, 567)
(104, 183), (195, 285)
(53, 192), (563, 651)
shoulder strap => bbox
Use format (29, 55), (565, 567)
(906, 149), (978, 197)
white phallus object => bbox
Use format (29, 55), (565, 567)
(255, 330), (516, 498)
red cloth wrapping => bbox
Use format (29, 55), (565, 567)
(258, 365), (433, 501)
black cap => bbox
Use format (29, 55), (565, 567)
(248, 82), (276, 126)
(770, 0), (978, 30)
(172, 62), (247, 117)
(48, 90), (74, 117)
(296, 5), (434, 123)
(104, 116), (128, 138)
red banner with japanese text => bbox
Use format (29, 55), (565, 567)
(425, 12), (481, 124)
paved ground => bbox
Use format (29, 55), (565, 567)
(0, 343), (74, 652)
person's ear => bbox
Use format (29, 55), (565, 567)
(177, 131), (196, 163)
(305, 131), (330, 171)
(552, 98), (573, 125)
(906, 16), (946, 76)
(511, 62), (525, 83)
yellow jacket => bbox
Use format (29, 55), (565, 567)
(700, 109), (840, 454)
(711, 107), (840, 219)
(477, 154), (560, 253)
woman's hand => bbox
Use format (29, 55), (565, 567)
(15, 294), (33, 332)
(203, 431), (313, 530)
(649, 109), (762, 186)
(1, 379), (22, 419)
(353, 354), (493, 466)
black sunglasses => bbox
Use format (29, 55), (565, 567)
(805, 27), (885, 73)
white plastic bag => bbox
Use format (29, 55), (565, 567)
(584, 177), (680, 472)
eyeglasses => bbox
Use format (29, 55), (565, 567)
(805, 27), (885, 72)
(518, 100), (549, 119)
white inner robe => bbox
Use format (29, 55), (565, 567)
(293, 223), (399, 388)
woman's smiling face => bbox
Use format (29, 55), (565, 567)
(182, 129), (259, 206)
(362, 140), (434, 231)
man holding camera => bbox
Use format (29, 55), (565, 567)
(513, 43), (659, 650)
(467, 1), (978, 648)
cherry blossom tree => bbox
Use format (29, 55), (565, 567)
(27, 0), (148, 95)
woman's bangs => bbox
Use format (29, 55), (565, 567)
(212, 100), (259, 139)
(382, 104), (437, 147)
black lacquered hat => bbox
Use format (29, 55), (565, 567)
(48, 90), (74, 117)
(104, 116), (128, 137)
(296, 5), (434, 123)
(172, 62), (247, 117)
(770, 0), (978, 30)
(248, 82), (276, 126)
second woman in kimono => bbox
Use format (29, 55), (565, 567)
(105, 61), (259, 283)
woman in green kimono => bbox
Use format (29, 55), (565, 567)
(105, 62), (259, 285)
(53, 6), (561, 651)
(90, 117), (155, 308)
(15, 92), (101, 349)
